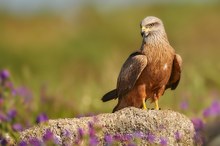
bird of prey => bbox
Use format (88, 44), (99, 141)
(102, 16), (182, 112)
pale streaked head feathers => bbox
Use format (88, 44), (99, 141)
(140, 16), (166, 38)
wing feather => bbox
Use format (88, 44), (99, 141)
(166, 54), (182, 90)
(117, 52), (147, 97)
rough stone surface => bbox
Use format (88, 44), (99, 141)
(19, 107), (196, 145)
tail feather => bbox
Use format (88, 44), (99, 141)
(101, 89), (117, 102)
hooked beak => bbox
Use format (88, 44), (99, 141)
(141, 27), (150, 37)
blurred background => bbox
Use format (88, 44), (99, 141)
(0, 0), (220, 119)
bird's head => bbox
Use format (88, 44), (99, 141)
(140, 16), (165, 38)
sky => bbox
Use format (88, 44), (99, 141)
(0, 0), (219, 15)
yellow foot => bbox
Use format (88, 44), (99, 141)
(142, 98), (147, 109)
(155, 99), (159, 110)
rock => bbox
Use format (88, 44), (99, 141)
(19, 107), (196, 145)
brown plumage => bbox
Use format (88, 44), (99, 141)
(102, 16), (182, 112)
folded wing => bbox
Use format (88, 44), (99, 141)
(117, 52), (148, 97)
(166, 54), (182, 90)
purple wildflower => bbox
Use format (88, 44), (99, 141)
(191, 118), (204, 132)
(104, 134), (113, 144)
(133, 131), (144, 139)
(53, 136), (60, 145)
(75, 128), (84, 145)
(15, 86), (33, 102)
(62, 129), (70, 137)
(89, 136), (99, 146)
(160, 137), (168, 146)
(74, 138), (81, 145)
(12, 123), (23, 131)
(78, 128), (84, 139)
(11, 89), (17, 96)
(0, 69), (10, 80)
(203, 100), (220, 118)
(7, 109), (17, 120)
(29, 138), (42, 146)
(1, 138), (7, 145)
(43, 129), (54, 141)
(180, 100), (188, 110)
(147, 133), (155, 143)
(203, 108), (211, 117)
(88, 122), (95, 137)
(113, 134), (122, 141)
(175, 131), (181, 141)
(19, 141), (28, 146)
(122, 134), (132, 141)
(194, 131), (204, 145)
(211, 99), (220, 111)
(36, 113), (48, 124)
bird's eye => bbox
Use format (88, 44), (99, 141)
(149, 23), (154, 27)
(145, 23), (154, 28)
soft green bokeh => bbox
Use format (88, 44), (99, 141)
(0, 3), (220, 118)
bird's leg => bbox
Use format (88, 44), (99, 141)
(155, 99), (159, 110)
(153, 94), (159, 110)
(142, 98), (147, 109)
